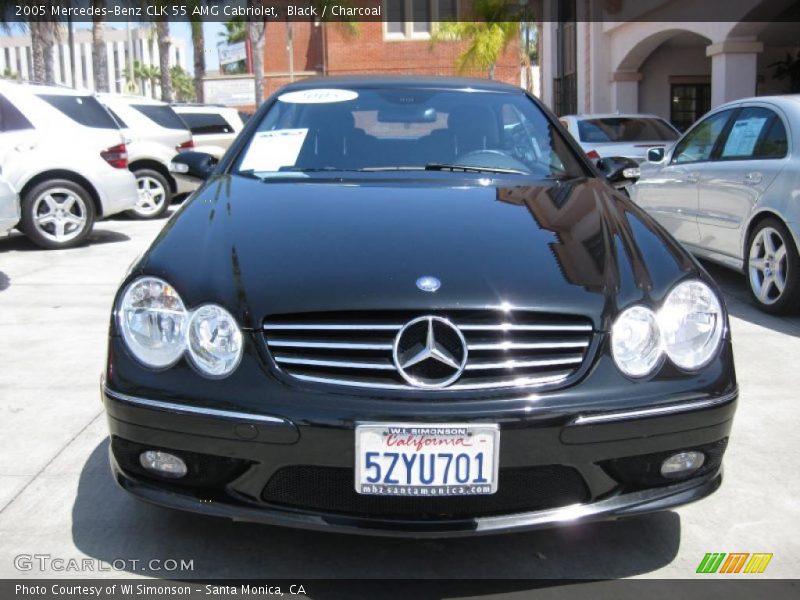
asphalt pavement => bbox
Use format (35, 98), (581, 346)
(0, 210), (798, 581)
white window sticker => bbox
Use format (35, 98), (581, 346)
(722, 117), (768, 158)
(239, 128), (308, 172)
(278, 89), (358, 104)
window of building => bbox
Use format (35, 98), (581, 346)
(553, 0), (576, 116)
(384, 0), (458, 40)
(670, 83), (711, 132)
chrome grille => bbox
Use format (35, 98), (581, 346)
(262, 310), (594, 391)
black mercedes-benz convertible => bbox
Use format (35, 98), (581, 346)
(102, 77), (737, 537)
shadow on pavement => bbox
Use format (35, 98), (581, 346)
(105, 206), (178, 222)
(73, 440), (681, 582)
(0, 229), (130, 252)
(0, 271), (8, 292)
(700, 260), (800, 338)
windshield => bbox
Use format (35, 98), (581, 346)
(233, 88), (584, 179)
(577, 118), (678, 143)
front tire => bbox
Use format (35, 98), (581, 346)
(20, 179), (95, 249)
(746, 218), (800, 314)
(128, 169), (171, 219)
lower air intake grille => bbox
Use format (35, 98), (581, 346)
(262, 309), (595, 391)
(261, 465), (589, 518)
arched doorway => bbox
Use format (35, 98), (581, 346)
(614, 29), (712, 131)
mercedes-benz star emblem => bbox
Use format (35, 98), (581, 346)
(393, 316), (468, 389)
(416, 276), (441, 293)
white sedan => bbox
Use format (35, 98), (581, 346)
(560, 113), (680, 162)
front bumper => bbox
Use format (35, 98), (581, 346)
(103, 382), (736, 538)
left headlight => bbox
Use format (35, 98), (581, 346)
(187, 304), (244, 378)
(611, 279), (724, 377)
(658, 280), (724, 370)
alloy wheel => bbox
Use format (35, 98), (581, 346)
(134, 175), (167, 217)
(32, 188), (88, 244)
(749, 226), (788, 306)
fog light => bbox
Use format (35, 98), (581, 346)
(660, 451), (705, 478)
(139, 451), (188, 479)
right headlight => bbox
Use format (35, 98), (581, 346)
(658, 280), (724, 370)
(117, 277), (188, 369)
(611, 279), (724, 378)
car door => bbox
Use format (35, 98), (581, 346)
(696, 105), (789, 260)
(635, 109), (735, 247)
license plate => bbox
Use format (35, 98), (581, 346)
(355, 423), (499, 496)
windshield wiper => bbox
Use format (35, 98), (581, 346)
(423, 163), (527, 175)
(279, 167), (368, 173)
(359, 166), (426, 172)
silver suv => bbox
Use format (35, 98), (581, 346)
(633, 95), (799, 314)
(99, 95), (194, 219)
(0, 82), (137, 249)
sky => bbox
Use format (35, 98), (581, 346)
(171, 21), (227, 73)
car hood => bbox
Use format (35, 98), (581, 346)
(134, 174), (697, 332)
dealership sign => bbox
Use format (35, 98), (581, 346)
(203, 76), (255, 107)
(218, 41), (247, 66)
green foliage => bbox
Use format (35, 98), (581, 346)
(1, 68), (20, 81)
(431, 0), (520, 79)
(170, 65), (196, 102)
(219, 19), (247, 45)
(123, 60), (161, 97)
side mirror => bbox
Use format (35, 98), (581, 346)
(170, 151), (218, 181)
(596, 156), (640, 186)
(646, 147), (666, 163)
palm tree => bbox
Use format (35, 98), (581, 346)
(191, 18), (205, 102)
(92, 0), (109, 92)
(29, 21), (45, 82)
(219, 19), (247, 45)
(431, 0), (519, 80)
(170, 65), (195, 101)
(41, 21), (57, 85)
(248, 20), (265, 106)
(156, 21), (173, 102)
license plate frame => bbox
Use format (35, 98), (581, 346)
(354, 422), (500, 496)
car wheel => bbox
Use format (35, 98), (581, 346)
(20, 179), (95, 250)
(128, 169), (171, 219)
(746, 218), (800, 314)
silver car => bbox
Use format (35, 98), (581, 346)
(633, 95), (800, 313)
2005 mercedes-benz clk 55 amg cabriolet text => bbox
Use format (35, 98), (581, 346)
(102, 78), (738, 537)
